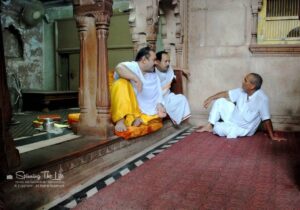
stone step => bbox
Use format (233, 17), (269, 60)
(2, 121), (193, 210)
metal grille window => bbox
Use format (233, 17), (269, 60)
(257, 0), (300, 44)
(266, 0), (299, 17)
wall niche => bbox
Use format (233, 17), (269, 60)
(3, 25), (23, 59)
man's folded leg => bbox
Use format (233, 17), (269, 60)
(111, 79), (161, 133)
(111, 78), (141, 126)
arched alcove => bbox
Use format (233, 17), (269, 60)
(3, 25), (23, 58)
(287, 27), (300, 38)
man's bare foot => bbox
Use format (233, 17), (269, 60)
(156, 103), (167, 118)
(132, 118), (142, 127)
(271, 132), (287, 142)
(115, 119), (127, 132)
(158, 109), (167, 118)
(196, 123), (213, 133)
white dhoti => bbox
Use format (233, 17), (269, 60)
(115, 61), (164, 116)
(209, 98), (248, 138)
(164, 92), (191, 125)
(155, 67), (191, 125)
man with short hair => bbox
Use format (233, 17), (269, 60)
(111, 47), (166, 132)
(155, 51), (191, 125)
(197, 73), (286, 141)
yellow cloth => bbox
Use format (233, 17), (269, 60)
(115, 118), (163, 140)
(68, 113), (80, 125)
(110, 78), (159, 126)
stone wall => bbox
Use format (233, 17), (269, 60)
(1, 0), (299, 130)
(1, 1), (74, 111)
(1, 1), (44, 110)
(187, 0), (300, 131)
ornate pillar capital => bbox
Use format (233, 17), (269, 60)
(94, 12), (111, 28)
(73, 0), (113, 16)
(74, 15), (90, 29)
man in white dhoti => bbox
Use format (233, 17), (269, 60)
(197, 73), (286, 141)
(154, 51), (191, 125)
(111, 47), (166, 132)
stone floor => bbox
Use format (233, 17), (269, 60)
(10, 108), (79, 139)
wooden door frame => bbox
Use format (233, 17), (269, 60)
(54, 19), (80, 90)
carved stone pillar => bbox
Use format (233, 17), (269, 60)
(159, 0), (189, 94)
(176, 0), (189, 69)
(73, 0), (114, 140)
(146, 1), (159, 50)
(250, 0), (263, 45)
(159, 0), (183, 66)
(75, 16), (89, 124)
(129, 0), (159, 52)
(95, 10), (114, 138)
(175, 43), (183, 69)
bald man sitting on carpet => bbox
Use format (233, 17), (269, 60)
(197, 73), (286, 141)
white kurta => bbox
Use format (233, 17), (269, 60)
(114, 61), (164, 115)
(155, 67), (191, 124)
(208, 88), (270, 138)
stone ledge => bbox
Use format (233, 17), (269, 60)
(249, 44), (300, 54)
(1, 121), (192, 210)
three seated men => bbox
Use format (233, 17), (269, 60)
(110, 47), (283, 141)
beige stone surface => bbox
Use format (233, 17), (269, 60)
(187, 0), (300, 131)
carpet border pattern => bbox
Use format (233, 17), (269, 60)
(49, 127), (197, 210)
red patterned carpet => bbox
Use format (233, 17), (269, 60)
(74, 131), (300, 210)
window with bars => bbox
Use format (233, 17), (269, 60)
(257, 0), (300, 44)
